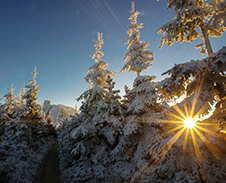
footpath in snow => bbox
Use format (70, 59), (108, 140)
(38, 142), (61, 183)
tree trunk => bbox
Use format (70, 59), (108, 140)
(200, 25), (213, 56)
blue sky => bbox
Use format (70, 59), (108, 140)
(0, 0), (225, 108)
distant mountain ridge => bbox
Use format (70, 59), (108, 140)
(42, 100), (75, 127)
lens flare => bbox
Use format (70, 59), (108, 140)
(130, 80), (225, 182)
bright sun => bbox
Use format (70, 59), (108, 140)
(183, 117), (197, 128)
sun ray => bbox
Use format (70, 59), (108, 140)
(195, 122), (217, 126)
(171, 104), (187, 119)
(195, 125), (224, 139)
(193, 127), (222, 159)
(135, 116), (185, 125)
(154, 120), (184, 124)
(166, 124), (185, 134)
(130, 127), (186, 182)
(183, 127), (190, 151)
(151, 118), (184, 124)
(190, 128), (206, 178)
(190, 73), (205, 118)
(183, 100), (190, 118)
(190, 129), (201, 160)
(190, 92), (199, 119)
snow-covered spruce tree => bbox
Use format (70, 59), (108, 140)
(156, 46), (226, 143)
(108, 3), (169, 182)
(120, 1), (154, 77)
(0, 84), (16, 121)
(157, 47), (226, 115)
(78, 32), (117, 116)
(158, 0), (226, 55)
(120, 1), (158, 115)
(127, 89), (226, 183)
(140, 98), (226, 183)
(113, 76), (172, 182)
(143, 47), (226, 182)
(58, 33), (126, 182)
(12, 83), (27, 121)
(22, 67), (42, 120)
(127, 75), (163, 115)
(0, 70), (56, 183)
(158, 0), (226, 130)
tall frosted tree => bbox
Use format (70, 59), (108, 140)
(120, 1), (154, 77)
(104, 3), (168, 182)
(1, 84), (16, 121)
(158, 0), (226, 56)
(22, 67), (41, 120)
(157, 46), (226, 127)
(119, 2), (158, 115)
(78, 32), (116, 114)
(57, 33), (123, 182)
(12, 83), (27, 120)
(157, 0), (226, 127)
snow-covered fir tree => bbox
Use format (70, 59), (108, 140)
(12, 83), (27, 121)
(78, 32), (116, 115)
(158, 0), (226, 55)
(143, 46), (226, 182)
(103, 3), (170, 182)
(0, 73), (56, 183)
(120, 1), (154, 77)
(157, 0), (226, 130)
(22, 67), (41, 120)
(58, 33), (125, 182)
(113, 75), (171, 182)
(156, 46), (226, 145)
(157, 47), (226, 113)
(120, 2), (158, 115)
(0, 84), (16, 121)
(140, 99), (226, 183)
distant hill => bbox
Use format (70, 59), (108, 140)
(42, 100), (76, 127)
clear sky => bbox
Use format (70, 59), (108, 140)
(0, 0), (225, 108)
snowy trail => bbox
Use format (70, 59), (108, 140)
(38, 143), (61, 183)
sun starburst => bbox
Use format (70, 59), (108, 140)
(130, 84), (225, 182)
(183, 117), (197, 128)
